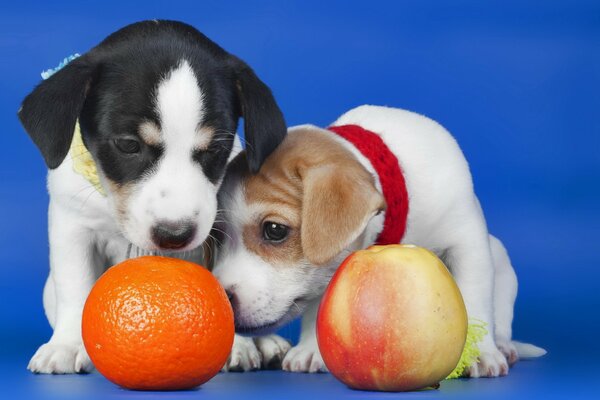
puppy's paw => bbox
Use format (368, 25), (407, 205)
(254, 334), (291, 369)
(466, 347), (509, 378)
(222, 335), (261, 372)
(496, 339), (519, 366)
(282, 342), (327, 373)
(28, 342), (93, 374)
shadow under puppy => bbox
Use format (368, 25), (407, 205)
(213, 105), (546, 376)
(18, 20), (289, 374)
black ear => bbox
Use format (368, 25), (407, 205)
(18, 57), (95, 169)
(236, 66), (286, 173)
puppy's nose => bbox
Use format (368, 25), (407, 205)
(151, 220), (196, 249)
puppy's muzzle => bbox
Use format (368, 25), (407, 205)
(151, 220), (196, 250)
(225, 287), (239, 310)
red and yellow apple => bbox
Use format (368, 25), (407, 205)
(316, 244), (467, 392)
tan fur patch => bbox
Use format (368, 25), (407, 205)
(242, 221), (304, 266)
(138, 120), (162, 146)
(240, 126), (385, 268)
(104, 179), (134, 225)
(194, 126), (214, 150)
(139, 120), (214, 150)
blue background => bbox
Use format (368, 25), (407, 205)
(0, 0), (598, 398)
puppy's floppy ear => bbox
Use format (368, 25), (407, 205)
(235, 64), (286, 173)
(300, 162), (386, 266)
(18, 57), (95, 169)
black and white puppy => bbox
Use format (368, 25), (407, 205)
(18, 20), (287, 374)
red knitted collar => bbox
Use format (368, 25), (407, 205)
(327, 124), (408, 245)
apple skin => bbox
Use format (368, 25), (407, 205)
(316, 244), (467, 392)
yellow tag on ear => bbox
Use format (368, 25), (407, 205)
(70, 121), (106, 196)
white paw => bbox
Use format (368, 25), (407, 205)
(28, 342), (93, 374)
(222, 335), (261, 372)
(254, 334), (291, 369)
(282, 342), (327, 373)
(466, 347), (509, 378)
(496, 339), (519, 366)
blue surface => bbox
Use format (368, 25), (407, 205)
(0, 360), (596, 400)
(1, 0), (599, 399)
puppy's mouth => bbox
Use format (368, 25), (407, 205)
(125, 242), (202, 258)
(235, 297), (309, 336)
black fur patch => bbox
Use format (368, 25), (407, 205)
(18, 20), (287, 185)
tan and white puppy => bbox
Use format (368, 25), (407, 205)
(213, 105), (545, 377)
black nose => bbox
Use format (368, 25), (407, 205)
(151, 220), (196, 249)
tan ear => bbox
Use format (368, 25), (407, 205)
(300, 163), (386, 266)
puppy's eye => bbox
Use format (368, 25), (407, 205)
(114, 138), (141, 154)
(262, 221), (289, 243)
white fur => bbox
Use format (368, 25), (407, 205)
(30, 59), (251, 374)
(117, 60), (216, 251)
(32, 155), (134, 373)
(223, 334), (291, 372)
(222, 335), (262, 372)
(281, 298), (326, 373)
(336, 106), (508, 376)
(254, 335), (292, 368)
(214, 105), (545, 377)
(157, 60), (206, 150)
(214, 184), (327, 331)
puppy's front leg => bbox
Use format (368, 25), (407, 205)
(446, 229), (508, 378)
(222, 334), (291, 372)
(222, 334), (262, 372)
(282, 297), (327, 373)
(28, 201), (97, 374)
